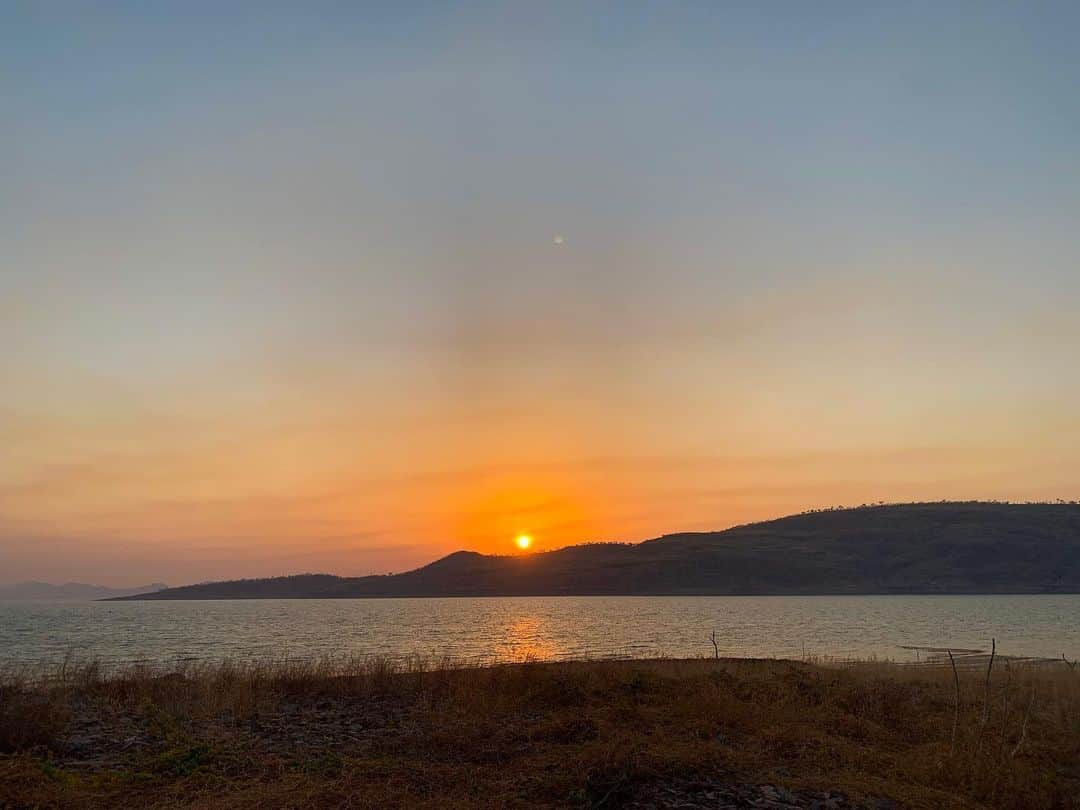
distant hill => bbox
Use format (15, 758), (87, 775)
(111, 502), (1080, 600)
(1, 581), (168, 601)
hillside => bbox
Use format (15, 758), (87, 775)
(113, 502), (1080, 600)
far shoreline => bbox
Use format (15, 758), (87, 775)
(103, 589), (1080, 601)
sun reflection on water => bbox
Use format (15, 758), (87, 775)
(498, 615), (561, 662)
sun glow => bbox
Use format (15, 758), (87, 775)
(516, 534), (532, 550)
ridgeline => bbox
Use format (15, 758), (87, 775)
(112, 502), (1080, 600)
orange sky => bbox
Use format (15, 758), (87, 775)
(3, 337), (1078, 585)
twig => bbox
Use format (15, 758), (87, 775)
(1011, 683), (1036, 758)
(947, 649), (960, 754)
(982, 639), (996, 724)
(709, 630), (719, 660)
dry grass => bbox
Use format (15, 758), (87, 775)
(1, 654), (1078, 808)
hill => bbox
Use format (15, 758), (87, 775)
(112, 502), (1080, 599)
(0, 581), (168, 601)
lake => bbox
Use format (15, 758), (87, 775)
(2, 595), (1078, 668)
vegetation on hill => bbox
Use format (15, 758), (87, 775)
(118, 502), (1080, 599)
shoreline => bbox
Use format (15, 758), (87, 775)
(104, 589), (1080, 601)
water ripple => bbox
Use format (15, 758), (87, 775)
(1, 595), (1078, 667)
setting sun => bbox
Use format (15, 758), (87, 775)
(516, 534), (532, 550)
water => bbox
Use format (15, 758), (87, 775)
(1, 595), (1078, 668)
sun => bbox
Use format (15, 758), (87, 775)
(515, 534), (532, 550)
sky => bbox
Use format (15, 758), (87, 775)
(3, 2), (1079, 586)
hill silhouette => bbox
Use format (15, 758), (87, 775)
(112, 502), (1080, 600)
(0, 581), (167, 601)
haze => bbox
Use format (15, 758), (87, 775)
(3, 3), (1079, 586)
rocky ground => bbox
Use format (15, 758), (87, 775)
(627, 780), (898, 809)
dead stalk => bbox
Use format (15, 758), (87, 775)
(1011, 682), (1036, 758)
(709, 630), (719, 660)
(948, 649), (961, 755)
(1000, 660), (1012, 756)
(975, 638), (995, 759)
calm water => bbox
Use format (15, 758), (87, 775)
(1, 595), (1078, 667)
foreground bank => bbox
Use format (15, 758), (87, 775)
(2, 656), (1077, 808)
